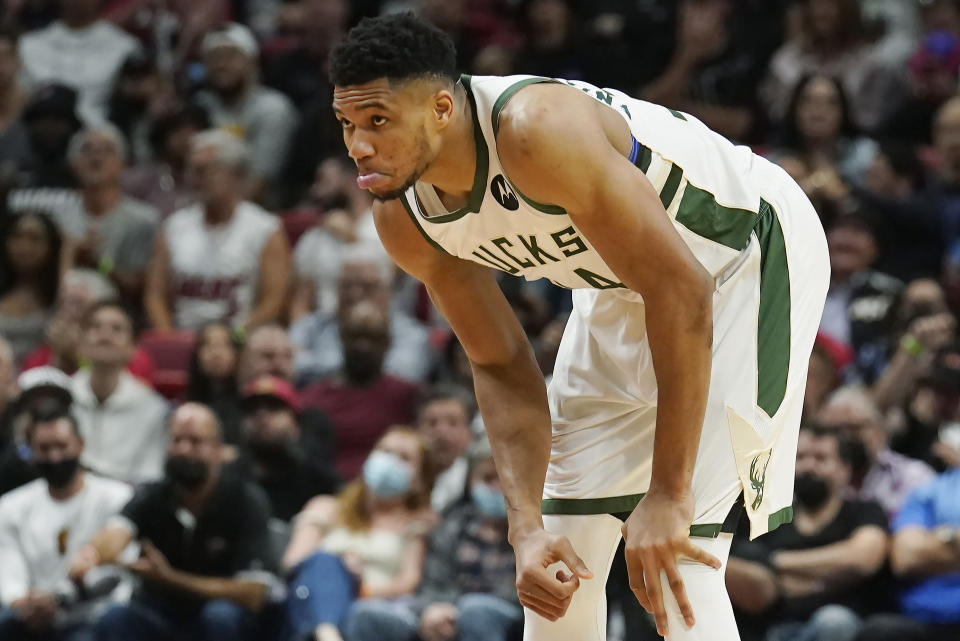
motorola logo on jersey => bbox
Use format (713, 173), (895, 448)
(491, 175), (519, 210)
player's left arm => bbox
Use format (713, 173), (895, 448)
(498, 85), (720, 637)
(498, 85), (714, 503)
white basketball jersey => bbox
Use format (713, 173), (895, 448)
(165, 200), (279, 328)
(401, 74), (777, 294)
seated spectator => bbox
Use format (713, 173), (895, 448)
(280, 426), (436, 641)
(819, 213), (902, 383)
(345, 437), (519, 641)
(820, 386), (936, 518)
(291, 243), (433, 385)
(0, 28), (29, 180)
(289, 157), (378, 321)
(64, 123), (158, 306)
(144, 130), (290, 331)
(0, 408), (132, 641)
(761, 0), (904, 132)
(0, 211), (62, 365)
(300, 300), (421, 480)
(236, 375), (340, 521)
(872, 279), (956, 413)
(770, 73), (878, 188)
(804, 333), (851, 422)
(121, 104), (209, 219)
(17, 0), (138, 123)
(854, 464), (960, 641)
(416, 383), (476, 514)
(71, 301), (168, 484)
(21, 268), (154, 380)
(7, 85), (82, 208)
(106, 52), (176, 164)
(70, 403), (280, 641)
(195, 23), (297, 202)
(0, 337), (14, 448)
(237, 323), (295, 385)
(0, 366), (73, 496)
(726, 425), (888, 641)
(184, 321), (243, 444)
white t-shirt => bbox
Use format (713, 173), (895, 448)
(164, 201), (279, 329)
(72, 370), (169, 484)
(292, 211), (380, 316)
(0, 474), (132, 605)
(18, 21), (139, 124)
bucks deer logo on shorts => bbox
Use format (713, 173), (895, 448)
(749, 450), (772, 511)
(491, 175), (519, 210)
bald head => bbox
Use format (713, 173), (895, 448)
(239, 324), (294, 383)
(818, 386), (886, 461)
(170, 402), (222, 442)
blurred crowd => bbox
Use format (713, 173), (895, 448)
(1, 0), (960, 640)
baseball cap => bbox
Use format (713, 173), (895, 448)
(241, 375), (301, 413)
(22, 84), (82, 129)
(202, 23), (259, 59)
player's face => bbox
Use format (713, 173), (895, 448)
(333, 77), (446, 201)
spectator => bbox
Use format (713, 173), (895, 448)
(804, 333), (851, 422)
(71, 301), (168, 484)
(121, 104), (209, 219)
(291, 243), (433, 385)
(820, 386), (936, 518)
(280, 426), (436, 641)
(300, 300), (421, 480)
(195, 23), (297, 202)
(70, 403), (280, 641)
(17, 0), (139, 123)
(237, 323), (295, 384)
(0, 409), (132, 641)
(0, 210), (62, 365)
(726, 425), (888, 641)
(416, 383), (475, 514)
(0, 336), (14, 447)
(185, 321), (243, 444)
(289, 157), (378, 321)
(106, 52), (176, 164)
(761, 0), (904, 132)
(236, 375), (340, 521)
(66, 123), (159, 305)
(819, 213), (902, 383)
(872, 279), (956, 413)
(0, 366), (73, 497)
(0, 28), (29, 180)
(346, 437), (519, 641)
(771, 73), (878, 189)
(854, 464), (960, 641)
(927, 97), (960, 253)
(7, 84), (82, 209)
(21, 268), (154, 380)
(144, 130), (290, 331)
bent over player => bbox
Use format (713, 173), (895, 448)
(328, 13), (829, 641)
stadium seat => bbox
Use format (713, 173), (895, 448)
(138, 330), (197, 400)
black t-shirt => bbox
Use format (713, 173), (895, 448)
(121, 469), (275, 616)
(757, 500), (888, 620)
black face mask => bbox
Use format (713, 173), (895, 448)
(343, 347), (385, 385)
(165, 456), (210, 489)
(35, 458), (80, 490)
(794, 472), (831, 511)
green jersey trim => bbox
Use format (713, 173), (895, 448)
(675, 183), (759, 251)
(767, 506), (794, 532)
(416, 75), (489, 225)
(491, 76), (561, 136)
(755, 198), (791, 418)
(399, 194), (450, 255)
(541, 494), (729, 538)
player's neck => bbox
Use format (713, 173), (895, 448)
(420, 83), (477, 208)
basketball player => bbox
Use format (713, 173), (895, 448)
(329, 13), (829, 641)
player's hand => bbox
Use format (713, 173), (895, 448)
(513, 528), (593, 621)
(622, 490), (722, 637)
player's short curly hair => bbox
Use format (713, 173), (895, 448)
(329, 12), (458, 87)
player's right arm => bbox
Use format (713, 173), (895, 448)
(373, 198), (591, 620)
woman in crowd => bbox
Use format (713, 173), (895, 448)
(0, 211), (64, 365)
(281, 425), (437, 641)
(184, 320), (243, 443)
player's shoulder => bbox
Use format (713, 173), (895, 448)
(495, 81), (591, 143)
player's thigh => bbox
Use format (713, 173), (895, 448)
(657, 533), (740, 641)
(523, 514), (623, 641)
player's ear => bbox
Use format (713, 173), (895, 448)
(432, 87), (455, 129)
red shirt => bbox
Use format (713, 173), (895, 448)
(299, 375), (420, 480)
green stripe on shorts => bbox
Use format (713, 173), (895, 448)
(541, 494), (726, 538)
(754, 199), (791, 417)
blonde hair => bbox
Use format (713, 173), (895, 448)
(337, 425), (437, 531)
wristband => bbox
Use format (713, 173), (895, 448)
(900, 334), (926, 358)
(97, 256), (114, 276)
